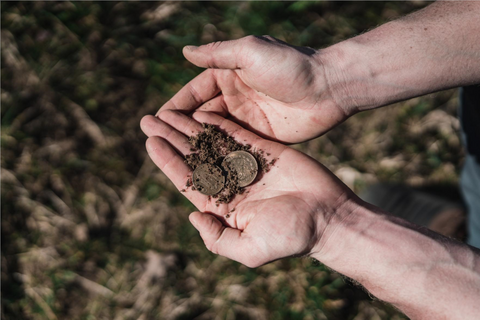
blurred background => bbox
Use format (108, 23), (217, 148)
(2, 2), (465, 319)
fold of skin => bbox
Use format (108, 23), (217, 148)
(147, 2), (480, 319)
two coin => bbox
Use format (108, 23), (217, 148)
(192, 151), (258, 195)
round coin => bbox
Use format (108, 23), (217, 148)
(192, 163), (225, 195)
(222, 151), (258, 187)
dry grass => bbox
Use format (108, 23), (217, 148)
(2, 2), (462, 319)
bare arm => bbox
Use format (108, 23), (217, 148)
(312, 199), (480, 320)
(322, 1), (480, 114)
(142, 110), (480, 320)
(160, 1), (480, 143)
(146, 2), (480, 318)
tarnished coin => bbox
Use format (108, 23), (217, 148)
(222, 151), (258, 187)
(192, 163), (225, 195)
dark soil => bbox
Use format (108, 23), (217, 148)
(184, 123), (275, 204)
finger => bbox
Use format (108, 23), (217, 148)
(189, 211), (264, 268)
(146, 136), (204, 204)
(157, 69), (220, 115)
(157, 110), (203, 137)
(140, 115), (193, 156)
(183, 36), (257, 69)
(196, 94), (229, 118)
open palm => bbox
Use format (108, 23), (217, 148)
(141, 110), (353, 267)
(157, 36), (349, 144)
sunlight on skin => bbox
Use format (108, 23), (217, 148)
(141, 110), (353, 267)
(157, 36), (347, 144)
(144, 3), (480, 318)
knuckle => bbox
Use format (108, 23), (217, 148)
(207, 58), (217, 69)
(205, 53), (220, 68)
(207, 216), (217, 232)
(187, 83), (202, 105)
(243, 35), (258, 45)
(206, 41), (223, 51)
(157, 109), (174, 121)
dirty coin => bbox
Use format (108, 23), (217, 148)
(222, 150), (258, 187)
(192, 163), (225, 195)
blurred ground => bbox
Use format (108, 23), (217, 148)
(1, 2), (464, 319)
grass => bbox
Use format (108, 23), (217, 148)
(2, 1), (463, 319)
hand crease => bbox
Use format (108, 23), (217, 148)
(161, 152), (178, 172)
(170, 99), (180, 111)
(317, 54), (348, 118)
(212, 225), (228, 254)
(255, 101), (277, 140)
(188, 82), (204, 106)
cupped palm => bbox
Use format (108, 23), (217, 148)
(141, 110), (353, 267)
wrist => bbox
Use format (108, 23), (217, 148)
(314, 41), (376, 117)
(316, 33), (408, 116)
(309, 197), (405, 305)
(310, 199), (480, 320)
(316, 5), (480, 115)
(309, 194), (366, 262)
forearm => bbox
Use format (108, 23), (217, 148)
(312, 199), (480, 319)
(319, 1), (480, 114)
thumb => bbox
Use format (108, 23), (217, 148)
(183, 36), (257, 69)
(189, 211), (261, 267)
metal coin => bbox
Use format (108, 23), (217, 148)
(192, 163), (225, 195)
(222, 151), (258, 187)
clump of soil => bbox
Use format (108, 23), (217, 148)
(184, 123), (276, 204)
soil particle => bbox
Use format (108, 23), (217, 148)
(184, 123), (275, 204)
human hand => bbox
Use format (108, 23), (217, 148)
(157, 36), (351, 144)
(141, 110), (354, 267)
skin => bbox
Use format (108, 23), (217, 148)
(156, 36), (345, 144)
(142, 1), (480, 319)
(158, 2), (480, 144)
(141, 110), (353, 266)
(142, 111), (480, 319)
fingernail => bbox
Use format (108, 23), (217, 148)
(184, 45), (198, 52)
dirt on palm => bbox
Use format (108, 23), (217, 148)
(184, 123), (276, 204)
